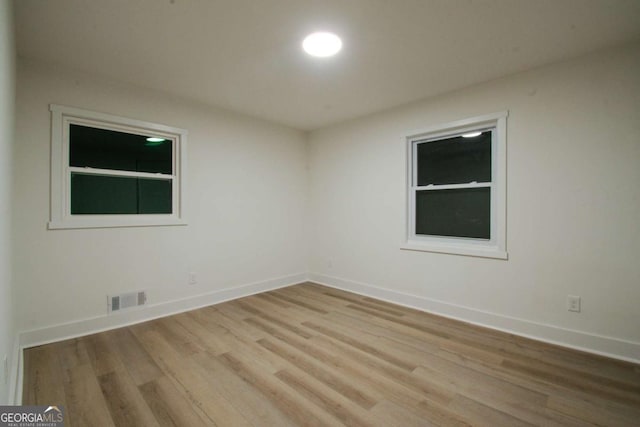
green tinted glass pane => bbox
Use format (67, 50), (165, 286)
(71, 174), (172, 214)
(138, 179), (173, 214)
(416, 187), (490, 239)
(70, 124), (172, 174)
(417, 131), (491, 186)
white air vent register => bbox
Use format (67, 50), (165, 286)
(108, 291), (147, 314)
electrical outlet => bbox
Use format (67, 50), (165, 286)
(188, 272), (197, 285)
(567, 295), (581, 312)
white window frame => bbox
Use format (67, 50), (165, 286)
(49, 104), (188, 229)
(402, 111), (508, 259)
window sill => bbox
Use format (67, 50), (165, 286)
(48, 218), (188, 230)
(401, 242), (508, 260)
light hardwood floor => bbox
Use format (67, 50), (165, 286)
(23, 283), (640, 426)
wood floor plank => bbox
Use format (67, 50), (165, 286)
(83, 332), (125, 377)
(153, 316), (206, 357)
(501, 357), (640, 406)
(217, 351), (338, 426)
(185, 306), (286, 374)
(369, 400), (437, 427)
(202, 304), (268, 343)
(22, 345), (67, 407)
(22, 282), (640, 426)
(414, 399), (475, 426)
(268, 289), (329, 314)
(546, 391), (640, 426)
(328, 301), (508, 368)
(291, 286), (407, 318)
(325, 301), (451, 347)
(63, 363), (116, 427)
(190, 351), (299, 427)
(257, 337), (378, 409)
(247, 314), (450, 416)
(448, 394), (535, 427)
(309, 334), (437, 407)
(420, 336), (640, 422)
(382, 298), (640, 387)
(309, 334), (454, 407)
(323, 310), (442, 355)
(98, 369), (160, 427)
(311, 286), (366, 305)
(346, 304), (452, 339)
(303, 320), (418, 372)
(134, 329), (253, 427)
(255, 290), (332, 326)
(235, 298), (315, 339)
(56, 339), (91, 374)
(284, 285), (354, 307)
(139, 376), (210, 427)
(107, 327), (164, 386)
(254, 292), (294, 308)
(214, 301), (255, 323)
(413, 364), (555, 426)
(177, 311), (233, 355)
(275, 369), (376, 426)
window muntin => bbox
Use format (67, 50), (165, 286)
(404, 112), (507, 259)
(49, 105), (187, 229)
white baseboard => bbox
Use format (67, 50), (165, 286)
(19, 272), (308, 350)
(309, 272), (640, 364)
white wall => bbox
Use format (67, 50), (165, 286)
(14, 60), (308, 340)
(308, 43), (640, 361)
(0, 0), (16, 404)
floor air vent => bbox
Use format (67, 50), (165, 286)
(108, 291), (147, 314)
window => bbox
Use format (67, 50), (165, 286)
(49, 105), (187, 229)
(403, 112), (507, 259)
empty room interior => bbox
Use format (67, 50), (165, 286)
(1, 0), (640, 425)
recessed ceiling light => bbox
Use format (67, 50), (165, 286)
(146, 137), (165, 142)
(302, 32), (342, 57)
(461, 131), (482, 138)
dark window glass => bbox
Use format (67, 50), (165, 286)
(417, 131), (491, 186)
(70, 124), (172, 174)
(71, 174), (172, 214)
(416, 187), (490, 239)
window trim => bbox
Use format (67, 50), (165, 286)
(401, 111), (508, 259)
(49, 104), (188, 229)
